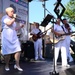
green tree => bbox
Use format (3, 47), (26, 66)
(63, 0), (75, 24)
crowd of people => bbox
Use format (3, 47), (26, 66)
(0, 6), (74, 72)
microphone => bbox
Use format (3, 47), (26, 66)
(13, 14), (21, 19)
(16, 15), (21, 18)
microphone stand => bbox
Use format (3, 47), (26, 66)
(42, 4), (59, 75)
(50, 18), (59, 75)
(42, 4), (55, 19)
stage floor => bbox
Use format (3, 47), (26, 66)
(0, 59), (75, 75)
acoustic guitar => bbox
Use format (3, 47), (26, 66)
(50, 31), (75, 44)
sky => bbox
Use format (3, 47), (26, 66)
(29, 0), (70, 23)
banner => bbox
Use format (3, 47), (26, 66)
(0, 0), (29, 42)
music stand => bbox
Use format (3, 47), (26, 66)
(41, 14), (53, 27)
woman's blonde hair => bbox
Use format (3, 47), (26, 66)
(5, 7), (14, 14)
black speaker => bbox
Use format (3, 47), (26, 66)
(41, 14), (53, 27)
(45, 43), (53, 59)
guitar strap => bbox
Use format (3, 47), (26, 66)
(39, 29), (42, 33)
(61, 25), (66, 33)
(38, 29), (42, 35)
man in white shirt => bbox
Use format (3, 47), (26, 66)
(51, 18), (69, 67)
(62, 19), (73, 62)
(30, 22), (44, 60)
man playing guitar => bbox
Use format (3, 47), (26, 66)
(30, 22), (44, 61)
(51, 18), (69, 67)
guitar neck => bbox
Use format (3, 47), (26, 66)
(62, 31), (75, 36)
(41, 27), (51, 34)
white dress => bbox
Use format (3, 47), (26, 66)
(1, 15), (21, 55)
